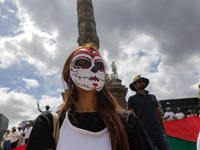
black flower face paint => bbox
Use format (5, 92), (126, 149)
(70, 48), (105, 91)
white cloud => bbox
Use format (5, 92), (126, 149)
(0, 13), (8, 21)
(38, 95), (63, 112)
(22, 77), (40, 89)
(0, 87), (63, 129)
(0, 0), (60, 76)
(0, 88), (38, 128)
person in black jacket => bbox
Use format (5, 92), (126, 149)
(26, 44), (152, 150)
(128, 75), (171, 150)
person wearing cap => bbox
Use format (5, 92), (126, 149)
(10, 126), (20, 149)
(128, 75), (171, 150)
(163, 107), (175, 121)
(187, 110), (194, 117)
(174, 107), (185, 120)
(2, 130), (10, 150)
(24, 122), (33, 144)
(17, 125), (23, 147)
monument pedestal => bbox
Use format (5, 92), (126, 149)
(106, 78), (127, 109)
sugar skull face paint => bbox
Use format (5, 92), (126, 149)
(70, 48), (105, 91)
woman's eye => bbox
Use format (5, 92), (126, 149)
(95, 62), (104, 70)
(75, 59), (91, 68)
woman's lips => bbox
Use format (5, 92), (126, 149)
(89, 77), (99, 81)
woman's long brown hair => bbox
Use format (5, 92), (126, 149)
(59, 43), (129, 150)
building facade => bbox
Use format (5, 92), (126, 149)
(0, 114), (9, 139)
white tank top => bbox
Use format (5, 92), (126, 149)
(56, 112), (112, 150)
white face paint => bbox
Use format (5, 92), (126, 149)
(70, 48), (105, 91)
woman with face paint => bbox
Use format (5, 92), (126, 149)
(25, 44), (153, 150)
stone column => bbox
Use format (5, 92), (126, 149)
(77, 0), (99, 49)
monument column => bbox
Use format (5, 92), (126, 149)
(77, 0), (99, 49)
(62, 0), (99, 100)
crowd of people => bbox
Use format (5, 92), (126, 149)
(163, 107), (198, 121)
(1, 122), (32, 150)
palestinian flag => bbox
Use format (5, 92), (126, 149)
(164, 116), (200, 150)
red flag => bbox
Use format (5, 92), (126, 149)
(11, 144), (26, 150)
(164, 116), (200, 142)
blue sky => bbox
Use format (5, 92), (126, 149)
(0, 0), (20, 36)
(1, 0), (200, 128)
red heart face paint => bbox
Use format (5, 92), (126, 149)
(93, 83), (98, 87)
(70, 48), (105, 91)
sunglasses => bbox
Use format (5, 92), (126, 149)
(136, 80), (145, 84)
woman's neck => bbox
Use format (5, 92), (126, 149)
(75, 90), (98, 113)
